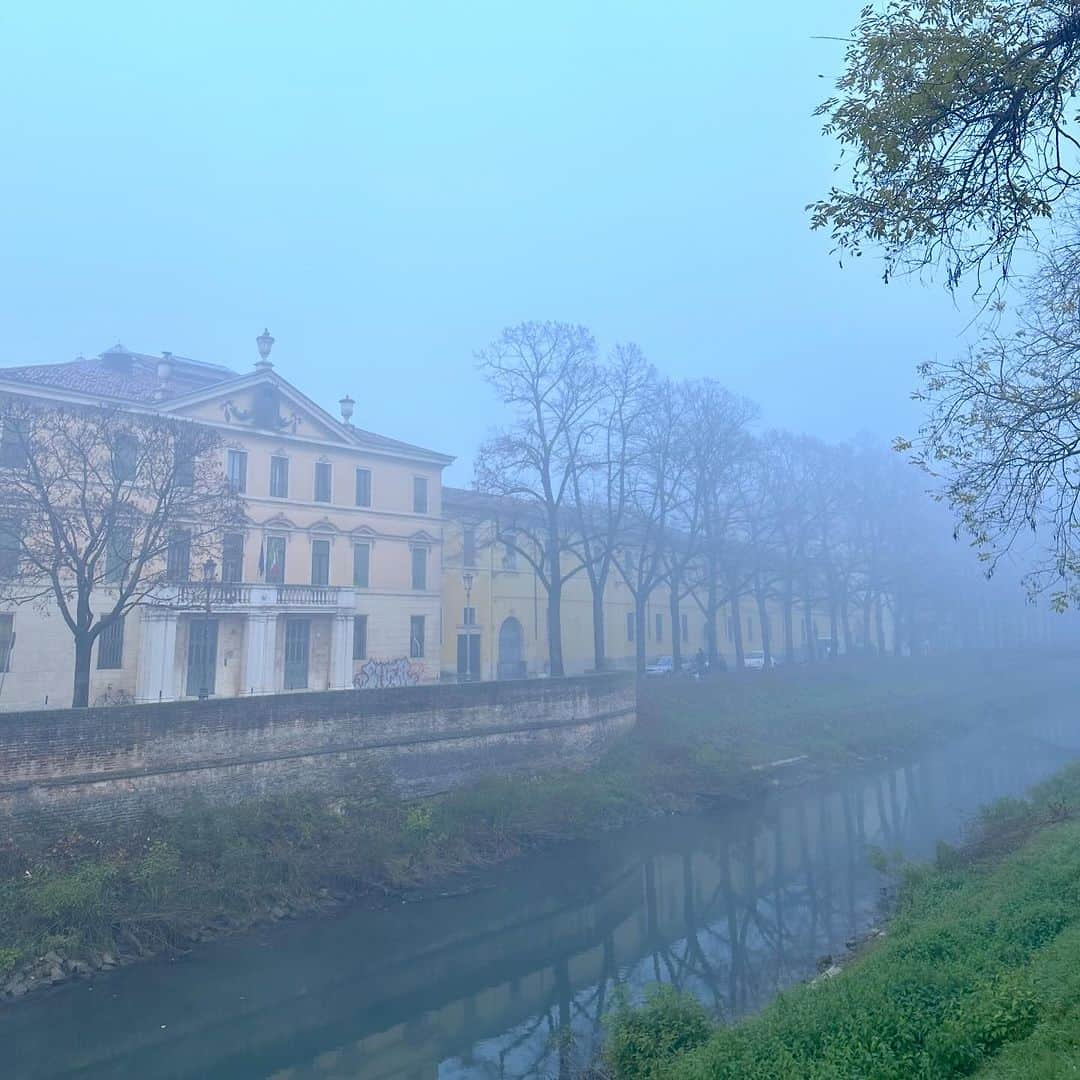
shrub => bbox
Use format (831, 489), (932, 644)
(604, 986), (712, 1079)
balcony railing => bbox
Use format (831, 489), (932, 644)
(173, 582), (252, 607)
(275, 584), (338, 606)
(167, 582), (342, 609)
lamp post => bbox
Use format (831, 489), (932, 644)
(198, 558), (216, 700)
(462, 570), (475, 682)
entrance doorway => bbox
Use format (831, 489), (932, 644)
(185, 617), (219, 697)
(497, 617), (525, 681)
(456, 633), (481, 681)
(284, 618), (311, 690)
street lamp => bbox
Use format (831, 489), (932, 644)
(198, 558), (216, 700)
(462, 570), (475, 682)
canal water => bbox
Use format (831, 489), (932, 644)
(6, 703), (1080, 1079)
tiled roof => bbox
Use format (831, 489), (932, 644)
(0, 345), (454, 465)
(0, 346), (234, 403)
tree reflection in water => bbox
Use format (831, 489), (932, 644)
(450, 724), (1078, 1080)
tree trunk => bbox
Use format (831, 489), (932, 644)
(730, 596), (745, 669)
(755, 587), (772, 665)
(840, 591), (853, 656)
(635, 596), (647, 674)
(782, 588), (795, 663)
(874, 594), (887, 654)
(803, 601), (816, 663)
(72, 631), (93, 708)
(705, 574), (719, 666)
(669, 575), (682, 672)
(546, 528), (564, 677)
(590, 581), (606, 672)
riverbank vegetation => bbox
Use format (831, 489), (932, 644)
(1, 652), (1074, 1000)
(603, 750), (1080, 1078)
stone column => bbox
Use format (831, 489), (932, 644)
(136, 609), (178, 702)
(242, 613), (278, 695)
(330, 613), (354, 690)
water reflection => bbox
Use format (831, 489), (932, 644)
(6, 711), (1080, 1080)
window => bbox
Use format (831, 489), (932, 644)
(269, 455), (289, 498)
(227, 449), (247, 494)
(105, 525), (133, 585)
(746, 616), (755, 643)
(112, 433), (138, 482)
(463, 606), (476, 626)
(681, 612), (689, 644)
(222, 532), (244, 583)
(655, 613), (663, 642)
(353, 614), (368, 660)
(314, 461), (332, 503)
(0, 418), (27, 469)
(0, 615), (12, 672)
(410, 614), (425, 658)
(626, 612), (635, 643)
(411, 546), (427, 590)
(413, 476), (428, 514)
(174, 453), (194, 489)
(352, 541), (370, 587)
(0, 523), (20, 578)
(355, 467), (371, 507)
(311, 538), (330, 586)
(166, 529), (191, 581)
(264, 535), (286, 584)
(97, 616), (124, 669)
(463, 527), (476, 567)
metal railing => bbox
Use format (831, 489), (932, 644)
(173, 582), (252, 607)
(167, 582), (342, 609)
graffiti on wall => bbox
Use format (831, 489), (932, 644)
(354, 657), (424, 690)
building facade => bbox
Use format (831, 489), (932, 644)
(0, 337), (889, 711)
(0, 338), (452, 709)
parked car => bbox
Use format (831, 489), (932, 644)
(744, 651), (773, 669)
(644, 656), (676, 678)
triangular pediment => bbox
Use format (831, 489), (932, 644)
(260, 513), (298, 530)
(162, 372), (350, 444)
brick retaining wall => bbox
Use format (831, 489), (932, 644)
(0, 673), (635, 826)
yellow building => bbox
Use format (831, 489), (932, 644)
(0, 336), (452, 708)
(0, 336), (883, 711)
(438, 488), (860, 680)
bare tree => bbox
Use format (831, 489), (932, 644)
(612, 378), (695, 673)
(474, 322), (602, 676)
(683, 382), (757, 670)
(0, 398), (240, 706)
(568, 344), (650, 672)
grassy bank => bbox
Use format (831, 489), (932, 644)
(603, 756), (1080, 1079)
(1, 651), (1074, 1000)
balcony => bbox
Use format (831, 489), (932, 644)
(165, 582), (345, 611)
(274, 585), (339, 606)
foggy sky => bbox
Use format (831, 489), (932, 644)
(0, 1), (975, 484)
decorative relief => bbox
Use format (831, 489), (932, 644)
(221, 384), (302, 433)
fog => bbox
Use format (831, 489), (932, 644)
(0, 1), (975, 482)
(5, 4), (1080, 1079)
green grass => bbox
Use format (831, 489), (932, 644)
(604, 759), (1080, 1080)
(1, 651), (1075, 995)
